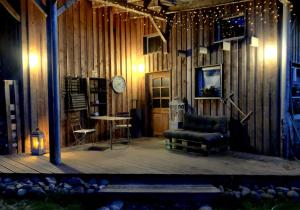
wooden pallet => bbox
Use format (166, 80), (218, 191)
(165, 138), (227, 155)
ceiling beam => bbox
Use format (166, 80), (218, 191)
(32, 0), (47, 16)
(167, 0), (251, 13)
(0, 0), (20, 22)
(58, 0), (80, 16)
(91, 0), (167, 21)
(149, 16), (167, 43)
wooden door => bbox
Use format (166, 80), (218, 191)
(149, 72), (170, 136)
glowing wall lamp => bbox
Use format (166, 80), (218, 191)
(264, 44), (277, 61)
(138, 64), (145, 74)
(31, 128), (46, 156)
(29, 53), (39, 69)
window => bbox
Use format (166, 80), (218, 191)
(143, 34), (162, 54)
(195, 65), (223, 99)
(215, 15), (246, 42)
(151, 77), (170, 108)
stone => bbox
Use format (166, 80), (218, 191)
(111, 200), (124, 209)
(253, 185), (259, 190)
(109, 205), (121, 210)
(219, 185), (224, 193)
(31, 177), (40, 184)
(72, 186), (85, 194)
(5, 185), (16, 194)
(3, 178), (13, 184)
(49, 184), (56, 192)
(99, 185), (106, 190)
(91, 184), (98, 189)
(96, 207), (110, 210)
(68, 177), (85, 187)
(291, 187), (300, 193)
(198, 205), (213, 210)
(257, 189), (265, 194)
(87, 188), (95, 194)
(261, 193), (274, 199)
(30, 186), (46, 196)
(38, 182), (46, 188)
(287, 190), (300, 198)
(275, 187), (289, 193)
(233, 191), (241, 199)
(45, 177), (57, 185)
(99, 179), (109, 186)
(250, 190), (261, 199)
(267, 189), (276, 195)
(240, 186), (251, 197)
(89, 178), (98, 185)
(16, 183), (24, 189)
(63, 183), (72, 190)
(17, 189), (27, 197)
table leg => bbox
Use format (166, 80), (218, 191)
(109, 121), (112, 150)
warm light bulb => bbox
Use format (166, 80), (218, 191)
(138, 64), (145, 73)
(29, 54), (38, 69)
(32, 137), (39, 149)
(264, 44), (277, 61)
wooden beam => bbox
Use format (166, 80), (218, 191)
(0, 0), (20, 22)
(58, 0), (80, 16)
(166, 0), (251, 13)
(32, 0), (47, 16)
(91, 0), (166, 21)
(149, 16), (167, 43)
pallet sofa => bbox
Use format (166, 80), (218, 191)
(164, 114), (229, 155)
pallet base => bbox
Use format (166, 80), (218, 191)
(165, 138), (228, 155)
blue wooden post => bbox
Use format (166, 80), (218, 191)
(46, 0), (61, 165)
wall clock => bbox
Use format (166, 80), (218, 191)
(111, 76), (126, 94)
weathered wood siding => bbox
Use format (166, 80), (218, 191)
(167, 1), (280, 155)
(21, 0), (49, 153)
(21, 0), (282, 155)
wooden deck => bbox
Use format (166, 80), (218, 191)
(1, 138), (300, 175)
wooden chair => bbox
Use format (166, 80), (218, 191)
(70, 112), (95, 146)
(113, 112), (132, 143)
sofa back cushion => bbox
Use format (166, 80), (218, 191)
(183, 114), (228, 134)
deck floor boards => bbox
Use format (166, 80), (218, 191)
(1, 138), (300, 175)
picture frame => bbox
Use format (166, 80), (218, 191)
(195, 64), (223, 99)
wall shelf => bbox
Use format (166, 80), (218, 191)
(86, 77), (107, 117)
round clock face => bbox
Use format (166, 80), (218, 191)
(112, 76), (126, 93)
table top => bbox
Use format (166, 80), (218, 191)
(90, 115), (131, 121)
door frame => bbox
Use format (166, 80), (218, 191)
(145, 71), (171, 136)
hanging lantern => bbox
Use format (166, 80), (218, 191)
(169, 98), (185, 130)
(30, 128), (46, 155)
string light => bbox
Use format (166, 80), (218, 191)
(94, 0), (295, 36)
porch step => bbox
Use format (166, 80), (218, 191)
(101, 184), (221, 194)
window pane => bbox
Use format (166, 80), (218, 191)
(161, 99), (169, 108)
(161, 88), (169, 97)
(152, 78), (161, 87)
(153, 88), (160, 98)
(162, 78), (169, 87)
(153, 99), (160, 108)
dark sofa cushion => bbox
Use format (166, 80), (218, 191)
(183, 114), (227, 134)
(164, 129), (225, 144)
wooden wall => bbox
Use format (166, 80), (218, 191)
(21, 0), (49, 153)
(166, 1), (281, 155)
(21, 0), (283, 155)
(56, 0), (281, 155)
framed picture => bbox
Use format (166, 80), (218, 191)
(195, 65), (223, 99)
